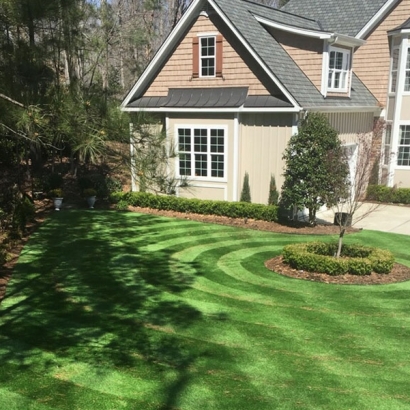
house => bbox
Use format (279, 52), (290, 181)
(121, 0), (410, 204)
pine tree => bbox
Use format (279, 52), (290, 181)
(240, 172), (251, 203)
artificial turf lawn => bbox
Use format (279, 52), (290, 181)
(1, 210), (410, 409)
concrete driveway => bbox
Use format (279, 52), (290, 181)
(316, 203), (410, 235)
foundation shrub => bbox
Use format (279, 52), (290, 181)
(110, 192), (278, 222)
(366, 185), (410, 204)
(282, 242), (394, 276)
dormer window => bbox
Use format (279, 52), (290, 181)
(192, 34), (223, 79)
(328, 46), (350, 92)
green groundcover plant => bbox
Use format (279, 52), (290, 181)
(1, 210), (410, 410)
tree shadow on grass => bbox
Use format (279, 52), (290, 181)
(0, 210), (265, 408)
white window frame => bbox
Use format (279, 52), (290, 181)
(199, 35), (216, 78)
(389, 46), (400, 94)
(404, 47), (410, 93)
(176, 125), (227, 181)
(327, 46), (351, 92)
(397, 124), (410, 168)
(383, 122), (392, 167)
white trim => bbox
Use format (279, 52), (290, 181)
(388, 37), (408, 186)
(304, 106), (381, 113)
(199, 35), (216, 78)
(165, 114), (171, 180)
(207, 0), (301, 110)
(327, 46), (351, 93)
(197, 32), (218, 36)
(395, 122), (410, 169)
(321, 42), (329, 96)
(130, 123), (137, 192)
(253, 15), (331, 39)
(253, 15), (365, 46)
(122, 106), (301, 113)
(356, 0), (398, 39)
(233, 113), (239, 201)
(174, 123), (228, 182)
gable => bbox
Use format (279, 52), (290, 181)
(354, 0), (410, 107)
(143, 14), (272, 98)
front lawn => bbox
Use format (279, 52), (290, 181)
(1, 210), (410, 409)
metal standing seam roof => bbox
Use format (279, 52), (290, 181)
(281, 0), (392, 37)
(212, 0), (379, 109)
(127, 87), (293, 108)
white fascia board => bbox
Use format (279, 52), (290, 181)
(120, 0), (205, 110)
(254, 15), (365, 47)
(122, 106), (301, 113)
(253, 15), (332, 39)
(208, 0), (301, 110)
(388, 29), (410, 36)
(356, 0), (398, 40)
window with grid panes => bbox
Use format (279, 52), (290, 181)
(178, 127), (225, 178)
(200, 36), (215, 77)
(328, 47), (350, 91)
(398, 125), (410, 166)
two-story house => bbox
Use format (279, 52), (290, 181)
(121, 0), (410, 204)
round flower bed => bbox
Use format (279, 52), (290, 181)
(282, 242), (395, 276)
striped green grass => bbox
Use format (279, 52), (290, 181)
(1, 210), (410, 409)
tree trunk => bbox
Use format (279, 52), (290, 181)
(336, 228), (346, 258)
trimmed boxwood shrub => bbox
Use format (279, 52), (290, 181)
(367, 185), (410, 204)
(282, 242), (394, 276)
(109, 192), (279, 222)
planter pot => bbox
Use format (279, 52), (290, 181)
(334, 212), (352, 227)
(53, 197), (63, 211)
(86, 196), (96, 209)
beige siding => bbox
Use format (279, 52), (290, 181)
(324, 112), (375, 144)
(394, 169), (410, 187)
(354, 0), (410, 107)
(400, 96), (410, 120)
(167, 113), (235, 201)
(271, 29), (323, 91)
(239, 113), (293, 204)
(145, 16), (269, 97)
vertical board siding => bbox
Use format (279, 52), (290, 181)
(354, 0), (410, 107)
(145, 16), (269, 96)
(239, 113), (293, 204)
(271, 29), (323, 91)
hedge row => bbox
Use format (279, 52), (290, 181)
(282, 241), (394, 276)
(366, 185), (410, 204)
(110, 192), (279, 222)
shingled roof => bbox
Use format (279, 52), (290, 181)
(281, 0), (392, 37)
(212, 0), (378, 108)
(122, 0), (380, 110)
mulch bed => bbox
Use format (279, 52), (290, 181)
(1, 204), (409, 304)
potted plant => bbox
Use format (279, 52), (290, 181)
(49, 188), (64, 211)
(83, 188), (97, 209)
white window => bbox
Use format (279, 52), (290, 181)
(178, 127), (225, 178)
(390, 47), (400, 93)
(200, 36), (215, 77)
(328, 47), (350, 91)
(398, 125), (410, 167)
(405, 48), (410, 92)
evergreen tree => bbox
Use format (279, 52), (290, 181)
(268, 174), (279, 205)
(240, 172), (251, 203)
(280, 113), (349, 225)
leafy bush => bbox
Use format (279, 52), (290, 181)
(49, 188), (63, 198)
(78, 174), (123, 199)
(240, 172), (251, 203)
(268, 174), (279, 205)
(47, 173), (64, 190)
(282, 242), (394, 276)
(12, 196), (36, 233)
(110, 192), (279, 222)
(366, 185), (410, 204)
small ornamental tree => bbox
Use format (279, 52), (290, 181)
(240, 172), (251, 203)
(280, 112), (349, 225)
(268, 174), (279, 205)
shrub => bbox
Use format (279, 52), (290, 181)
(12, 196), (35, 233)
(83, 188), (97, 197)
(49, 188), (63, 198)
(268, 174), (279, 205)
(240, 172), (251, 203)
(47, 173), (64, 190)
(366, 185), (410, 204)
(110, 192), (279, 222)
(282, 242), (394, 276)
